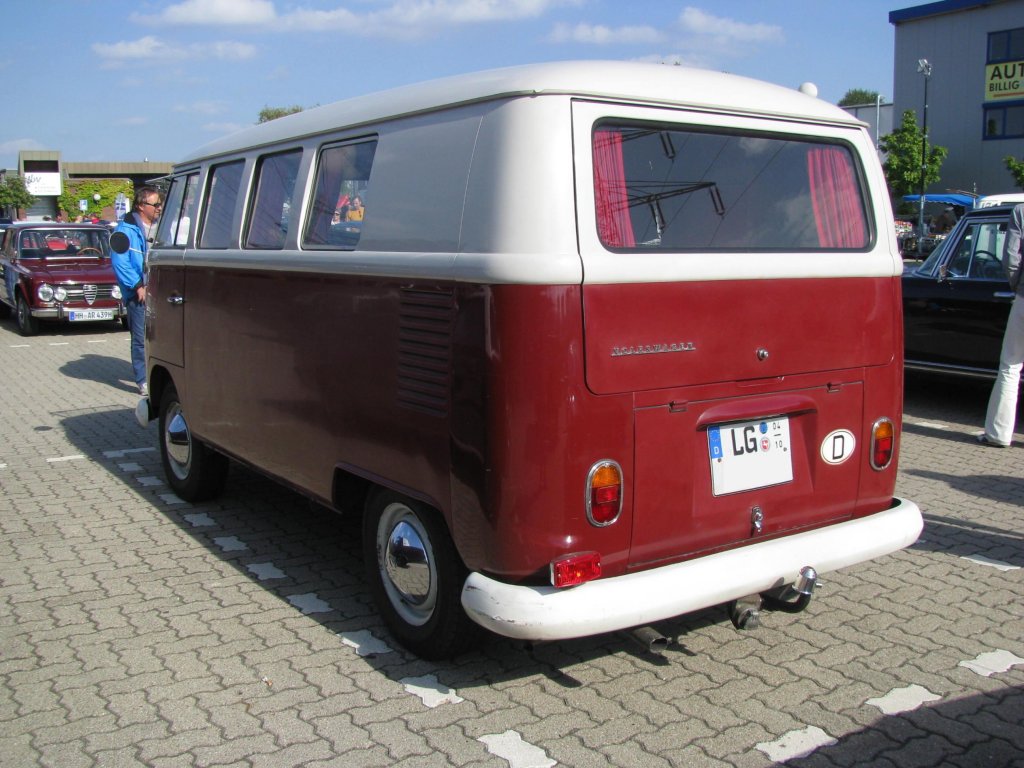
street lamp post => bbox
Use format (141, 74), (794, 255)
(916, 58), (932, 258)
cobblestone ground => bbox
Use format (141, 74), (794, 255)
(0, 320), (1021, 768)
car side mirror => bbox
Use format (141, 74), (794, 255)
(938, 264), (948, 283)
(109, 231), (130, 254)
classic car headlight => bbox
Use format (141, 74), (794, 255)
(111, 284), (122, 300)
(37, 284), (54, 302)
(53, 286), (68, 302)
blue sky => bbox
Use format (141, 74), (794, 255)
(3, 0), (922, 169)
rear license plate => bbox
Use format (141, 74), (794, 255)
(708, 417), (793, 496)
(69, 309), (114, 321)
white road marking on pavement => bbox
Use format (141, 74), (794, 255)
(9, 344), (30, 348)
(960, 554), (1020, 571)
(756, 726), (837, 763)
(0, 463), (6, 470)
(959, 650), (1024, 677)
(213, 536), (248, 552)
(136, 475), (164, 486)
(47, 454), (85, 463)
(117, 462), (143, 472)
(157, 492), (185, 505)
(866, 684), (941, 714)
(103, 447), (156, 458)
(478, 731), (556, 768)
(183, 512), (216, 527)
(401, 675), (464, 707)
(246, 562), (286, 580)
(86, 340), (107, 343)
(339, 630), (393, 656)
(906, 421), (950, 430)
(287, 592), (330, 614)
(48, 342), (69, 346)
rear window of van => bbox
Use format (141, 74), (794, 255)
(593, 122), (870, 251)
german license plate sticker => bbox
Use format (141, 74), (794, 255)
(708, 417), (793, 496)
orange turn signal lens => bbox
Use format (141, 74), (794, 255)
(550, 552), (602, 588)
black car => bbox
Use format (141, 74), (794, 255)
(902, 204), (1016, 378)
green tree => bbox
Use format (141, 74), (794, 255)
(1005, 155), (1024, 191)
(257, 105), (304, 123)
(879, 109), (948, 204)
(839, 88), (880, 107)
(0, 174), (36, 218)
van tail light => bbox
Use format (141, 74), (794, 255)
(870, 418), (895, 469)
(551, 552), (602, 588)
(586, 460), (623, 526)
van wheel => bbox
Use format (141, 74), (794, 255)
(363, 490), (479, 659)
(158, 385), (228, 502)
(16, 295), (38, 336)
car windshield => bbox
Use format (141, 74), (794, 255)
(18, 229), (109, 258)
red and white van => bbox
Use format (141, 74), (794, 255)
(135, 61), (922, 658)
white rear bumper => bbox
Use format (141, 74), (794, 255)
(461, 498), (922, 641)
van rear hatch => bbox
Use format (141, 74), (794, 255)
(577, 113), (898, 569)
(583, 277), (896, 567)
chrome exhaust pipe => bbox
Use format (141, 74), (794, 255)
(630, 625), (671, 654)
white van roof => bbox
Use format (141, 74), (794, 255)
(976, 193), (1024, 208)
(179, 60), (863, 164)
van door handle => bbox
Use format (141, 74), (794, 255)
(167, 295), (185, 305)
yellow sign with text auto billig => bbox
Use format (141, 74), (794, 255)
(985, 60), (1024, 101)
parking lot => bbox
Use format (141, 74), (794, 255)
(0, 320), (1021, 768)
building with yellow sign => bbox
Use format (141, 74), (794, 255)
(891, 0), (1024, 197)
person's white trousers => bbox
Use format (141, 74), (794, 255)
(984, 294), (1024, 445)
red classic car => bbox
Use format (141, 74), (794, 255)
(0, 222), (126, 335)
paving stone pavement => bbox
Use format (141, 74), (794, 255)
(0, 321), (1022, 768)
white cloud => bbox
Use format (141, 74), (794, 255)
(93, 36), (256, 68)
(0, 138), (48, 156)
(136, 0), (276, 25)
(677, 7), (783, 45)
(139, 0), (582, 38)
(549, 22), (662, 45)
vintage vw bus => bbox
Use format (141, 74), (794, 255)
(132, 61), (922, 658)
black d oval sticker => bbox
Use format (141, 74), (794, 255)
(821, 429), (856, 465)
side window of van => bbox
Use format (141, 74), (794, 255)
(593, 123), (870, 251)
(154, 173), (199, 248)
(200, 160), (245, 249)
(245, 149), (302, 250)
(303, 139), (378, 250)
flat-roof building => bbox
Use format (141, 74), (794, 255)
(891, 0), (1024, 196)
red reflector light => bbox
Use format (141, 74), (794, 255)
(551, 552), (602, 588)
(871, 418), (895, 469)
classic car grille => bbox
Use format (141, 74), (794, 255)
(62, 283), (118, 306)
(397, 287), (454, 418)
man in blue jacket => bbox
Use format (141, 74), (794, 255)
(112, 186), (161, 396)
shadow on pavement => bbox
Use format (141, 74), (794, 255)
(59, 352), (137, 393)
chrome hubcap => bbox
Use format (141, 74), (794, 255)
(377, 503), (436, 626)
(164, 404), (192, 479)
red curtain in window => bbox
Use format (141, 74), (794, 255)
(807, 147), (867, 249)
(593, 129), (636, 248)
